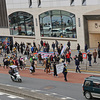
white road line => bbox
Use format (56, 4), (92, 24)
(6, 84), (12, 86)
(35, 90), (41, 92)
(0, 92), (6, 95)
(45, 94), (50, 96)
(0, 92), (24, 99)
(31, 90), (36, 92)
(61, 98), (67, 100)
(51, 93), (58, 95)
(18, 87), (25, 89)
(7, 95), (24, 99)
(61, 97), (76, 100)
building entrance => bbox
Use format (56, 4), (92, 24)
(84, 15), (100, 48)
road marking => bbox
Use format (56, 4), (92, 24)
(35, 90), (41, 92)
(31, 90), (36, 92)
(18, 87), (25, 89)
(0, 92), (24, 99)
(45, 94), (50, 96)
(0, 92), (6, 95)
(61, 97), (76, 100)
(61, 98), (67, 100)
(0, 83), (76, 100)
(51, 93), (58, 95)
(7, 95), (24, 99)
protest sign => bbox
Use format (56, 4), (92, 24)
(82, 53), (87, 59)
(56, 63), (64, 74)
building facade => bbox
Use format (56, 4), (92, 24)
(0, 0), (100, 49)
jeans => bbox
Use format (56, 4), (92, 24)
(76, 65), (81, 73)
(53, 48), (55, 52)
(89, 61), (91, 66)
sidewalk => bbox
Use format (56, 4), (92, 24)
(0, 67), (99, 84)
(0, 49), (100, 73)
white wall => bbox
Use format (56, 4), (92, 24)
(6, 0), (29, 9)
(6, 0), (100, 9)
(86, 0), (99, 5)
(41, 0), (70, 7)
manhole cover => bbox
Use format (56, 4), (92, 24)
(43, 85), (56, 90)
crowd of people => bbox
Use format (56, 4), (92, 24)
(0, 40), (100, 81)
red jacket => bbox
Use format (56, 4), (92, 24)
(66, 53), (70, 58)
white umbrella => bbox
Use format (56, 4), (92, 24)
(10, 65), (17, 69)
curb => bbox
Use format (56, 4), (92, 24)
(68, 69), (100, 74)
(0, 84), (61, 100)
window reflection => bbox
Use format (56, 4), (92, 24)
(9, 12), (35, 36)
(39, 10), (77, 38)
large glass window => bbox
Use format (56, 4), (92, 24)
(39, 10), (76, 38)
(9, 11), (35, 36)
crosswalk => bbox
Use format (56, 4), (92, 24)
(0, 92), (24, 100)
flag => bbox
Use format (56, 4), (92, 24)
(60, 44), (66, 55)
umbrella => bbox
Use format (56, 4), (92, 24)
(10, 65), (17, 69)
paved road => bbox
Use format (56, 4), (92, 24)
(0, 73), (99, 100)
(0, 91), (25, 100)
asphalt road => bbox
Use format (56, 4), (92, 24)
(0, 91), (25, 100)
(0, 73), (99, 100)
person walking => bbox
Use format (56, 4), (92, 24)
(62, 63), (68, 82)
(87, 52), (92, 66)
(31, 46), (34, 53)
(67, 40), (71, 49)
(78, 51), (83, 64)
(52, 42), (55, 52)
(57, 46), (61, 55)
(66, 51), (70, 64)
(75, 57), (81, 73)
(40, 40), (43, 48)
(77, 43), (80, 54)
(53, 62), (58, 77)
(93, 49), (97, 63)
(85, 44), (88, 53)
(55, 40), (58, 49)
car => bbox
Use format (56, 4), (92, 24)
(15, 30), (35, 36)
(49, 28), (62, 37)
(82, 76), (100, 100)
(43, 25), (52, 30)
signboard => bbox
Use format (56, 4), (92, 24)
(56, 63), (64, 74)
(82, 53), (87, 59)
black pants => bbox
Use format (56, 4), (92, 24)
(64, 72), (67, 81)
(94, 58), (97, 63)
(54, 69), (57, 76)
(76, 65), (81, 73)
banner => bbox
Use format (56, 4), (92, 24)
(38, 52), (58, 58)
(56, 63), (64, 74)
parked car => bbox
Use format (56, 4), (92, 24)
(50, 28), (67, 37)
(82, 76), (100, 100)
(43, 25), (52, 30)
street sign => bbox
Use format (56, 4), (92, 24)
(82, 53), (87, 59)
